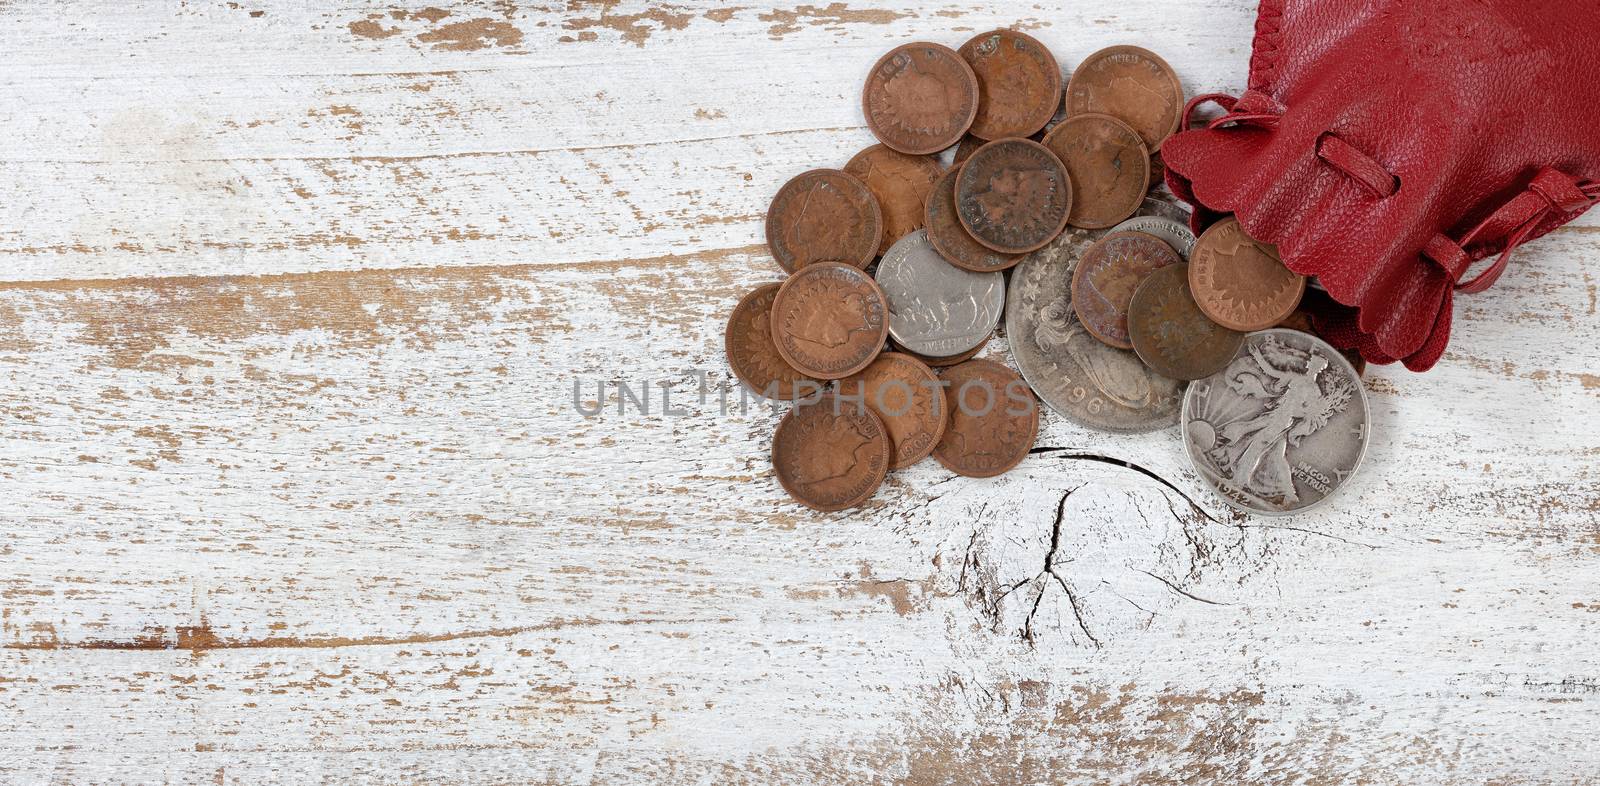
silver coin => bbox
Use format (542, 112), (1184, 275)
(1108, 215), (1196, 259)
(1181, 328), (1369, 516)
(875, 230), (1003, 357)
(1006, 224), (1185, 434)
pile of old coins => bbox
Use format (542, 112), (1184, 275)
(727, 31), (1371, 516)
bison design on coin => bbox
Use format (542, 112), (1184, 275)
(1183, 330), (1369, 515)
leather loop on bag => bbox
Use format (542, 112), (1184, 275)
(1423, 168), (1599, 294)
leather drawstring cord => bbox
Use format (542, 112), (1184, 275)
(1182, 91), (1600, 294)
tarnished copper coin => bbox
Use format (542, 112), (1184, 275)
(1189, 217), (1306, 331)
(863, 42), (979, 155)
(924, 168), (1023, 273)
(725, 283), (823, 400)
(1128, 263), (1245, 381)
(772, 393), (891, 512)
(893, 335), (988, 367)
(955, 138), (1072, 254)
(1071, 231), (1182, 349)
(951, 134), (986, 167)
(845, 144), (942, 257)
(838, 352), (947, 469)
(933, 359), (1038, 478)
(765, 169), (883, 272)
(1042, 113), (1150, 229)
(958, 29), (1062, 141)
(770, 262), (890, 380)
(1065, 45), (1185, 152)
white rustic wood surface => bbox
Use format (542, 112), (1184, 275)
(2, 1), (1598, 783)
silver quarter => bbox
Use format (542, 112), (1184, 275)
(1181, 328), (1369, 516)
(1108, 215), (1196, 259)
(1006, 217), (1185, 434)
(875, 230), (1003, 357)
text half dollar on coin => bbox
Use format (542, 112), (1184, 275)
(837, 352), (947, 470)
(773, 393), (892, 512)
(1108, 214), (1196, 259)
(770, 262), (889, 380)
(1182, 329), (1369, 516)
(1070, 230), (1183, 349)
(1189, 216), (1306, 332)
(1041, 112), (1149, 230)
(1127, 263), (1245, 381)
(725, 283), (824, 400)
(1064, 45), (1185, 152)
(933, 358), (1039, 478)
(845, 144), (942, 258)
(766, 169), (884, 272)
(924, 168), (1023, 273)
(958, 29), (1062, 141)
(863, 42), (979, 155)
(955, 138), (1072, 254)
(1005, 225), (1184, 433)
(875, 230), (1004, 358)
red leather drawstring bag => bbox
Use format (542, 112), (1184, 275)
(1161, 0), (1600, 371)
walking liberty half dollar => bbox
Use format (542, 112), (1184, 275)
(876, 230), (1003, 358)
(1182, 329), (1370, 516)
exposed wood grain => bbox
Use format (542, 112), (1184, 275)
(2, 1), (1599, 784)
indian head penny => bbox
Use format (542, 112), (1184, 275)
(955, 138), (1072, 254)
(1183, 329), (1369, 515)
(837, 352), (947, 469)
(875, 230), (1004, 358)
(1189, 217), (1306, 331)
(958, 29), (1062, 141)
(924, 168), (1023, 273)
(725, 283), (823, 400)
(1070, 231), (1183, 349)
(863, 42), (979, 155)
(933, 359), (1038, 478)
(773, 393), (892, 512)
(770, 262), (889, 380)
(845, 144), (942, 257)
(765, 169), (883, 272)
(1041, 113), (1150, 229)
(1127, 263), (1245, 381)
(1065, 45), (1185, 152)
(1005, 222), (1184, 433)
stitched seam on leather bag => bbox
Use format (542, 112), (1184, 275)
(1248, 0), (1286, 92)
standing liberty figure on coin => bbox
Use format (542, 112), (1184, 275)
(1203, 337), (1354, 505)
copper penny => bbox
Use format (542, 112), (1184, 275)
(1065, 45), (1185, 152)
(1189, 217), (1306, 332)
(1071, 231), (1183, 349)
(772, 393), (891, 512)
(924, 168), (1023, 273)
(725, 283), (823, 400)
(1127, 263), (1245, 381)
(933, 359), (1039, 478)
(893, 335), (988, 368)
(837, 352), (947, 469)
(765, 169), (883, 273)
(770, 262), (890, 380)
(863, 42), (979, 155)
(958, 29), (1062, 141)
(845, 144), (942, 257)
(1042, 113), (1150, 229)
(951, 134), (986, 167)
(955, 138), (1072, 254)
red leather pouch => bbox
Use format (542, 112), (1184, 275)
(1161, 0), (1600, 370)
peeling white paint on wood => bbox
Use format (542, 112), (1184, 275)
(1, 1), (1598, 784)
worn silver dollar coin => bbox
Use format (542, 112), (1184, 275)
(1182, 328), (1369, 516)
(875, 230), (1004, 357)
(1006, 220), (1184, 434)
(1108, 215), (1196, 259)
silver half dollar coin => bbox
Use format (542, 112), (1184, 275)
(1181, 328), (1370, 516)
